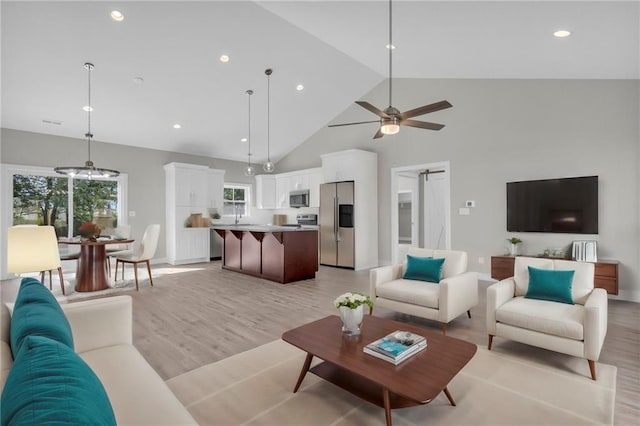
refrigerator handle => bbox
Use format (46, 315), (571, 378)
(334, 196), (340, 242)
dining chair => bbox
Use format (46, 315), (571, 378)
(114, 224), (160, 291)
(7, 225), (66, 295)
(105, 225), (132, 275)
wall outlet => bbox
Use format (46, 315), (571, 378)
(478, 256), (485, 264)
(459, 207), (470, 215)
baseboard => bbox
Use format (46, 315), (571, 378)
(610, 289), (640, 303)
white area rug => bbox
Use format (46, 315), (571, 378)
(166, 339), (616, 426)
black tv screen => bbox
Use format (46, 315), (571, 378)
(507, 176), (598, 234)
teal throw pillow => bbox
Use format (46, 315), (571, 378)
(1, 335), (116, 426)
(403, 255), (446, 283)
(10, 277), (74, 358)
(525, 266), (575, 305)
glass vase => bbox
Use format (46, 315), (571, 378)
(339, 305), (364, 336)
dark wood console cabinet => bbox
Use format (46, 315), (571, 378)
(490, 256), (618, 295)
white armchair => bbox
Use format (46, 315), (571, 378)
(370, 248), (478, 335)
(487, 256), (608, 380)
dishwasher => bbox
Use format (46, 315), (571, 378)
(210, 228), (222, 260)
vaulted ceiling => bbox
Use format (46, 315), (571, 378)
(2, 1), (638, 164)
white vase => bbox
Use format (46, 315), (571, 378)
(510, 243), (518, 256)
(339, 305), (364, 336)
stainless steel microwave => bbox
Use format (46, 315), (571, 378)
(289, 190), (310, 208)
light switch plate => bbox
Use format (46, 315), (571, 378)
(459, 207), (470, 215)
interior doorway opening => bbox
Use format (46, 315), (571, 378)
(390, 161), (451, 264)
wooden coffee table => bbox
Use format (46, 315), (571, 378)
(282, 315), (477, 426)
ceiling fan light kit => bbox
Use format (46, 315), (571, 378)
(54, 63), (120, 179)
(328, 0), (452, 139)
(263, 68), (275, 173)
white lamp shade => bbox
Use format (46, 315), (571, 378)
(380, 123), (400, 135)
(7, 226), (61, 273)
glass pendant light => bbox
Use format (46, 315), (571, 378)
(244, 89), (255, 176)
(263, 68), (275, 173)
(54, 63), (119, 179)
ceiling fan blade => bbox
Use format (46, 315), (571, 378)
(355, 101), (390, 118)
(373, 128), (384, 139)
(401, 119), (445, 131)
(328, 119), (381, 128)
(399, 100), (452, 120)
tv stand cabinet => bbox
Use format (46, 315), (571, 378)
(490, 256), (618, 295)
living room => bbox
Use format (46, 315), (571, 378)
(1, 1), (639, 425)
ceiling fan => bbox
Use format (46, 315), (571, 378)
(329, 0), (452, 139)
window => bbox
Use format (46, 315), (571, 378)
(223, 183), (251, 217)
(6, 164), (127, 238)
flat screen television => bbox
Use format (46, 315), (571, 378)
(507, 176), (598, 234)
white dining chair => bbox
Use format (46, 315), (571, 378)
(114, 224), (160, 291)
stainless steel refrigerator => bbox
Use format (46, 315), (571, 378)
(320, 181), (355, 268)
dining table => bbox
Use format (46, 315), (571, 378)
(60, 238), (134, 292)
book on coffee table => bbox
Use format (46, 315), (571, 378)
(364, 330), (427, 365)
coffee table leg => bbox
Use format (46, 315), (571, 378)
(382, 388), (393, 426)
(443, 387), (456, 406)
(293, 353), (314, 393)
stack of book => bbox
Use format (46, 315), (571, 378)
(364, 330), (427, 365)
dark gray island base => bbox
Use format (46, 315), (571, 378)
(212, 226), (318, 284)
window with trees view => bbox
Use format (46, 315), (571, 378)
(223, 183), (250, 217)
(11, 167), (123, 238)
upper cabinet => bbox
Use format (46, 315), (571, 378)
(207, 169), (225, 212)
(255, 175), (277, 209)
(171, 163), (209, 207)
(255, 167), (322, 209)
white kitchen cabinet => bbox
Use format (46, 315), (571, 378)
(308, 168), (322, 208)
(255, 175), (277, 209)
(165, 162), (214, 265)
(207, 169), (225, 213)
(275, 175), (290, 208)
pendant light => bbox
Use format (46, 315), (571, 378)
(54, 63), (119, 179)
(263, 68), (275, 173)
(244, 89), (255, 176)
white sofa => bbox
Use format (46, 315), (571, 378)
(486, 256), (608, 380)
(1, 295), (197, 425)
(370, 248), (478, 334)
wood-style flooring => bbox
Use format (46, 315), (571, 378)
(2, 261), (639, 424)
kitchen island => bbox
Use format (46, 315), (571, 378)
(212, 225), (318, 284)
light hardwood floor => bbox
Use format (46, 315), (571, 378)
(2, 261), (639, 424)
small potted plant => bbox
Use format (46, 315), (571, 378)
(507, 237), (523, 256)
(334, 292), (373, 336)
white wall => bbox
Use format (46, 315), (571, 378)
(276, 78), (640, 301)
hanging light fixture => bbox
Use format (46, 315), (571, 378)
(244, 89), (255, 176)
(263, 68), (275, 173)
(54, 63), (119, 179)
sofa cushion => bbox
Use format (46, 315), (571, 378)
(403, 255), (445, 283)
(525, 266), (575, 304)
(10, 277), (73, 358)
(1, 335), (116, 425)
(80, 344), (198, 425)
(514, 257), (554, 297)
(407, 248), (467, 279)
(376, 279), (439, 309)
(496, 297), (584, 340)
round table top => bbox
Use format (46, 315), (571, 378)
(58, 238), (134, 246)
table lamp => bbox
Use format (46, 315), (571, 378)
(7, 225), (66, 295)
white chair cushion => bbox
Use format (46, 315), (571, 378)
(496, 297), (584, 340)
(376, 279), (439, 309)
(406, 248), (467, 279)
(514, 257), (554, 297)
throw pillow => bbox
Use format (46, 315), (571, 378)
(9, 277), (74, 358)
(525, 266), (575, 304)
(403, 255), (446, 283)
(1, 335), (116, 425)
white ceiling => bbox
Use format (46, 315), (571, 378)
(2, 1), (638, 164)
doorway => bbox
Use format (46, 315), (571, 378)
(390, 161), (450, 264)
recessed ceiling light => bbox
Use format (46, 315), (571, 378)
(553, 30), (571, 38)
(82, 106), (93, 112)
(240, 137), (248, 142)
(386, 43), (396, 50)
(219, 55), (230, 63)
(110, 10), (124, 22)
(296, 84), (304, 91)
(173, 124), (181, 129)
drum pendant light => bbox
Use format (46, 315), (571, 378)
(54, 63), (119, 179)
